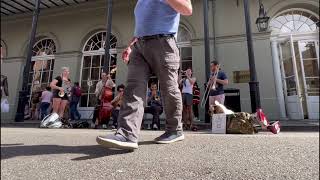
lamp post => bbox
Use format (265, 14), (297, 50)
(203, 0), (211, 123)
(256, 0), (270, 32)
(243, 0), (261, 113)
(15, 0), (41, 122)
(103, 0), (113, 74)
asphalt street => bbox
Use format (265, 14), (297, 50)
(1, 128), (319, 180)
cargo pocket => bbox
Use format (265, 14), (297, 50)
(159, 37), (180, 70)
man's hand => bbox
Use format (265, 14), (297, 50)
(166, 0), (192, 16)
(122, 47), (132, 65)
(122, 37), (137, 64)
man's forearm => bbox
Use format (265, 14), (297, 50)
(166, 0), (192, 16)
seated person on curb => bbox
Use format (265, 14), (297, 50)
(111, 84), (125, 130)
(144, 83), (163, 130)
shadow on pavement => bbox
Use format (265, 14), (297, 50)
(1, 144), (132, 161)
(1, 143), (24, 146)
(138, 141), (156, 146)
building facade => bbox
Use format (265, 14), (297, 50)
(1, 0), (319, 122)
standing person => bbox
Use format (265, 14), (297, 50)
(180, 68), (196, 130)
(207, 60), (228, 106)
(192, 82), (200, 121)
(31, 86), (42, 120)
(98, 77), (116, 129)
(111, 84), (125, 130)
(39, 86), (53, 120)
(70, 82), (82, 120)
(93, 72), (113, 128)
(145, 82), (163, 130)
(96, 0), (193, 150)
(1, 74), (9, 113)
(50, 67), (71, 120)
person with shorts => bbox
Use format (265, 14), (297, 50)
(180, 68), (196, 130)
(50, 67), (71, 120)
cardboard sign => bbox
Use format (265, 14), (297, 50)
(211, 114), (226, 134)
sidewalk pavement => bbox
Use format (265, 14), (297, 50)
(1, 119), (319, 132)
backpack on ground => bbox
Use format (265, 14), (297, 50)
(226, 112), (258, 134)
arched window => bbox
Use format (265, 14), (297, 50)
(28, 38), (56, 99)
(177, 26), (192, 71)
(270, 9), (319, 34)
(25, 38), (56, 120)
(80, 31), (117, 107)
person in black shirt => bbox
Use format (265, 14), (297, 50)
(50, 67), (71, 119)
(208, 61), (228, 106)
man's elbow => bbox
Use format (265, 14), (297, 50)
(181, 8), (192, 16)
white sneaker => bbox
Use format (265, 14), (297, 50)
(193, 117), (200, 121)
(153, 124), (158, 130)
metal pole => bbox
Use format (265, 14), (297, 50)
(203, 0), (211, 123)
(243, 0), (261, 112)
(103, 0), (113, 73)
(15, 0), (41, 122)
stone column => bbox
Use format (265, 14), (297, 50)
(271, 41), (287, 119)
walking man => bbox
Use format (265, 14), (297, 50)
(97, 0), (193, 150)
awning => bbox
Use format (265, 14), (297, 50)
(1, 0), (88, 16)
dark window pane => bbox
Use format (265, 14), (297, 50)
(92, 55), (100, 67)
(89, 81), (99, 93)
(91, 68), (100, 80)
(182, 61), (192, 71)
(83, 56), (91, 68)
(88, 94), (97, 107)
(82, 68), (90, 81)
(80, 94), (88, 107)
(41, 71), (50, 83)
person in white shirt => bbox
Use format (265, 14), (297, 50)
(179, 68), (196, 130)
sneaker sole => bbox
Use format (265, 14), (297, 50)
(155, 134), (185, 144)
(96, 136), (138, 150)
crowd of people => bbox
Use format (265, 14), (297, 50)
(24, 60), (228, 132)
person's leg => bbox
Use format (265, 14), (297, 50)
(151, 106), (162, 130)
(40, 102), (50, 119)
(148, 37), (183, 143)
(111, 109), (119, 127)
(74, 102), (81, 120)
(188, 105), (193, 128)
(40, 103), (45, 120)
(69, 102), (76, 120)
(209, 96), (215, 107)
(52, 98), (61, 114)
(92, 99), (100, 124)
(193, 104), (199, 119)
(217, 94), (225, 105)
(97, 41), (151, 148)
(43, 103), (50, 118)
(186, 94), (193, 128)
(58, 100), (68, 118)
